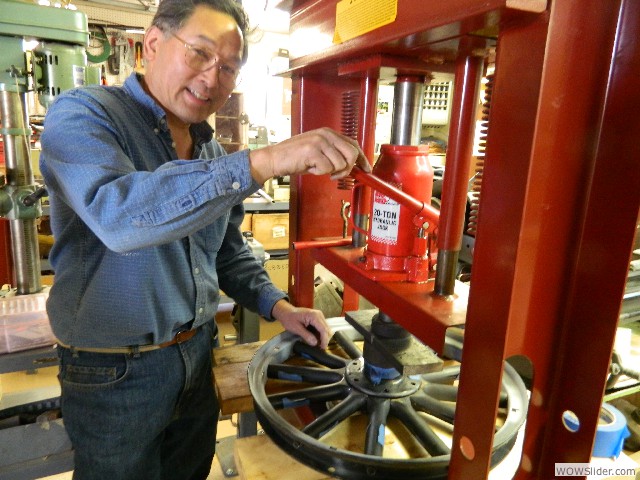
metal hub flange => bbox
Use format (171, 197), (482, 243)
(346, 358), (421, 398)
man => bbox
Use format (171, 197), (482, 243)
(39, 0), (369, 478)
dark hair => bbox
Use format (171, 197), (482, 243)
(151, 0), (250, 64)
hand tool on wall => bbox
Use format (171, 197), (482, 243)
(135, 41), (143, 70)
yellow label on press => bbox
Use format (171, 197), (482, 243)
(333, 0), (398, 44)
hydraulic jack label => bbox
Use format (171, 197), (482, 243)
(370, 191), (400, 245)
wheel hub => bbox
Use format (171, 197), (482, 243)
(346, 358), (421, 398)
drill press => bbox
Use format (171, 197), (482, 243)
(0, 0), (96, 294)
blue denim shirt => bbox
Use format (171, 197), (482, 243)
(39, 73), (286, 348)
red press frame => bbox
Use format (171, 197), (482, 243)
(282, 0), (640, 478)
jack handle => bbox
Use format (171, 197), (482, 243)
(291, 167), (441, 251)
(349, 166), (440, 233)
(292, 237), (353, 251)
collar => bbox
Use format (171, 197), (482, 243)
(123, 73), (213, 146)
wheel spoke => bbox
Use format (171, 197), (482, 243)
(267, 364), (344, 384)
(364, 397), (391, 456)
(293, 341), (349, 368)
(423, 384), (458, 402)
(421, 366), (460, 384)
(391, 400), (451, 456)
(268, 383), (350, 409)
(333, 330), (363, 359)
(411, 391), (456, 425)
(302, 392), (367, 438)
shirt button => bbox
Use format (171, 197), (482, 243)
(194, 267), (200, 275)
(171, 141), (177, 148)
(232, 181), (240, 190)
(153, 128), (159, 134)
(198, 307), (204, 314)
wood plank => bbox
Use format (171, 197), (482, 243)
(213, 361), (253, 415)
(234, 435), (332, 480)
(212, 342), (264, 415)
(213, 341), (264, 366)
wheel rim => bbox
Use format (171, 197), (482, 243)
(248, 317), (528, 479)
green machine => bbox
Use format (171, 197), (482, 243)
(0, 4), (95, 476)
(0, 0), (97, 294)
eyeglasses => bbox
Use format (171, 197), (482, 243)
(171, 32), (242, 90)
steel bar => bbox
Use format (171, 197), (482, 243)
(531, 1), (640, 476)
(448, 13), (549, 480)
(0, 89), (42, 294)
(390, 75), (425, 146)
(350, 71), (378, 248)
(292, 237), (352, 250)
(434, 54), (484, 297)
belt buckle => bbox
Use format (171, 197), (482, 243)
(174, 329), (193, 344)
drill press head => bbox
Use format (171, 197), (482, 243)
(0, 0), (93, 106)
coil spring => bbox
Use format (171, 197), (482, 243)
(338, 90), (359, 190)
(467, 73), (494, 236)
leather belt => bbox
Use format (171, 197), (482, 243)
(58, 327), (200, 354)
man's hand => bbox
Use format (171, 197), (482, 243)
(271, 299), (332, 350)
(249, 127), (371, 185)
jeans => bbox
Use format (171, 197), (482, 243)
(57, 322), (220, 480)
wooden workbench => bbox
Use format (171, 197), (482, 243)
(213, 341), (262, 416)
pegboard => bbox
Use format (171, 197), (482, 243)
(74, 4), (151, 85)
(422, 81), (453, 127)
(76, 4), (154, 29)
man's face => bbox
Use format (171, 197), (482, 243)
(143, 6), (243, 126)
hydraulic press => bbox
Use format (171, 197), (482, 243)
(252, 1), (640, 479)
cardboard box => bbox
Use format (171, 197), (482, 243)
(272, 186), (290, 202)
(239, 213), (252, 234)
(252, 213), (289, 251)
(265, 257), (288, 291)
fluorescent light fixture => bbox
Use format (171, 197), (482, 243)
(125, 28), (146, 34)
(23, 39), (40, 51)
